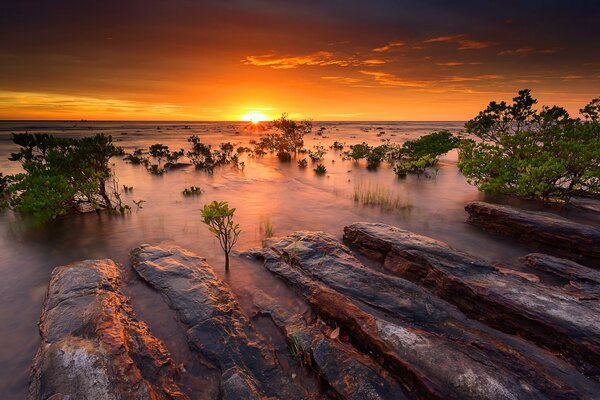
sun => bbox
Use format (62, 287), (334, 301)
(242, 111), (268, 124)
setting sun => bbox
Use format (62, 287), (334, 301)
(242, 111), (268, 124)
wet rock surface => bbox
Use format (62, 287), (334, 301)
(245, 232), (600, 399)
(28, 259), (187, 400)
(343, 222), (600, 380)
(251, 289), (407, 400)
(521, 253), (600, 297)
(464, 201), (600, 265)
(130, 244), (311, 400)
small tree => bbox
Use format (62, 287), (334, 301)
(200, 201), (241, 271)
(458, 90), (600, 202)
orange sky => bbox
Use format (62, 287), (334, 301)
(0, 1), (598, 121)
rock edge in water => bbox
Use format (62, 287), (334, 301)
(130, 244), (310, 400)
(28, 259), (187, 400)
(343, 221), (600, 380)
(464, 201), (600, 266)
(245, 231), (600, 399)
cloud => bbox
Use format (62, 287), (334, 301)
(436, 61), (483, 67)
(359, 71), (428, 87)
(423, 34), (491, 50)
(321, 76), (363, 84)
(498, 48), (560, 56)
(244, 51), (384, 69)
(445, 74), (503, 82)
(372, 41), (404, 52)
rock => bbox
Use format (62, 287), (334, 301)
(251, 290), (407, 400)
(464, 201), (600, 265)
(343, 222), (600, 380)
(28, 259), (187, 400)
(245, 232), (600, 399)
(521, 253), (600, 296)
(130, 244), (309, 400)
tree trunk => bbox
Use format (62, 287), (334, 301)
(225, 252), (230, 272)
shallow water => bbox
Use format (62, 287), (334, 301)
(0, 120), (597, 398)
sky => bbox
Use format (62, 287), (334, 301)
(0, 0), (598, 121)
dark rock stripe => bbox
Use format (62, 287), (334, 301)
(522, 253), (600, 289)
(131, 244), (309, 400)
(251, 290), (408, 400)
(343, 222), (600, 381)
(245, 232), (600, 399)
(28, 259), (187, 400)
(464, 201), (600, 265)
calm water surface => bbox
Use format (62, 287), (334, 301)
(0, 121), (597, 398)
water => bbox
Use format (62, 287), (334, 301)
(0, 121), (597, 398)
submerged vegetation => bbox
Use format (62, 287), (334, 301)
(459, 90), (600, 203)
(353, 181), (411, 212)
(200, 200), (241, 271)
(182, 186), (203, 196)
(0, 133), (135, 223)
(314, 164), (327, 175)
(254, 113), (312, 157)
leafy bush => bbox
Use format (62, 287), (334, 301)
(331, 141), (345, 150)
(394, 155), (438, 177)
(200, 201), (241, 271)
(400, 131), (459, 159)
(308, 146), (327, 161)
(2, 133), (126, 223)
(277, 151), (292, 162)
(182, 186), (202, 196)
(255, 113), (312, 155)
(297, 159), (308, 168)
(458, 89), (600, 202)
(314, 164), (327, 175)
(347, 142), (371, 160)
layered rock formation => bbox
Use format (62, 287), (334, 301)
(464, 201), (600, 265)
(343, 222), (600, 379)
(28, 259), (187, 400)
(245, 232), (600, 399)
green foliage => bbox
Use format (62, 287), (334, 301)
(308, 146), (327, 161)
(182, 186), (202, 196)
(297, 159), (308, 168)
(347, 142), (371, 160)
(186, 136), (238, 172)
(3, 133), (124, 223)
(399, 131), (459, 159)
(200, 200), (241, 271)
(331, 141), (345, 150)
(314, 164), (327, 175)
(394, 155), (438, 177)
(277, 151), (292, 162)
(255, 113), (312, 154)
(458, 89), (600, 202)
(0, 172), (7, 195)
(366, 145), (389, 170)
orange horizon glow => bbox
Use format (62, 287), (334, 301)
(0, 3), (597, 121)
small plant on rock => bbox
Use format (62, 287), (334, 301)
(200, 201), (241, 271)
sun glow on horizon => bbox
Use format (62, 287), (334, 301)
(242, 111), (269, 124)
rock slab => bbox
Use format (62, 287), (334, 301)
(343, 221), (600, 380)
(28, 259), (187, 400)
(464, 201), (600, 265)
(131, 244), (308, 400)
(246, 232), (600, 399)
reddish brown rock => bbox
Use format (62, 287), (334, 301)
(245, 232), (600, 399)
(131, 244), (310, 400)
(28, 259), (187, 400)
(343, 222), (600, 380)
(464, 201), (600, 266)
(251, 290), (408, 400)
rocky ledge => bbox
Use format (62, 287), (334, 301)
(245, 232), (600, 399)
(28, 259), (187, 400)
(343, 222), (600, 379)
(130, 244), (311, 400)
(464, 201), (600, 265)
